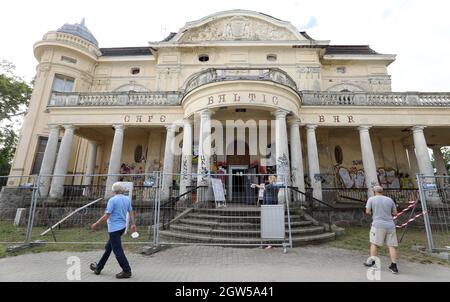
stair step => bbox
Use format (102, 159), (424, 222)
(292, 232), (336, 246)
(177, 219), (313, 228)
(192, 208), (299, 216)
(187, 213), (304, 221)
(169, 224), (325, 236)
(159, 230), (335, 245)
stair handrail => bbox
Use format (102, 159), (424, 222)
(287, 186), (337, 209)
(161, 185), (203, 229)
(287, 186), (335, 230)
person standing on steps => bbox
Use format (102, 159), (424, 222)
(364, 185), (399, 274)
(90, 182), (136, 279)
(252, 175), (283, 205)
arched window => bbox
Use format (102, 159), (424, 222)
(134, 145), (143, 163)
(334, 145), (343, 165)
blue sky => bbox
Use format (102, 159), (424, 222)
(1, 0), (449, 91)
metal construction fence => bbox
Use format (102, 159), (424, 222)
(0, 175), (39, 244)
(157, 173), (293, 249)
(0, 172), (295, 249)
(0, 173), (160, 245)
(321, 187), (419, 205)
(416, 175), (450, 252)
(2, 171), (438, 249)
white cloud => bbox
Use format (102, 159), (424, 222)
(0, 0), (449, 91)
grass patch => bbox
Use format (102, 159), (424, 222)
(327, 226), (449, 266)
(0, 221), (153, 259)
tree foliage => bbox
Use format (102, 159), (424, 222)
(0, 60), (32, 175)
(431, 146), (450, 174)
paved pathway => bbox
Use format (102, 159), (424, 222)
(0, 245), (449, 282)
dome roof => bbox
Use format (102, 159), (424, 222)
(57, 18), (98, 46)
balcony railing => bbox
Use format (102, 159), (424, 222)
(301, 91), (450, 107)
(183, 68), (299, 94)
(48, 91), (182, 107)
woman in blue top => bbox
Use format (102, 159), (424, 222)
(253, 175), (283, 205)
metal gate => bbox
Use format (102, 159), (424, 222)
(416, 174), (450, 252)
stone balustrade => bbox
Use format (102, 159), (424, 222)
(48, 79), (450, 108)
(48, 91), (182, 107)
(301, 91), (450, 107)
(183, 67), (299, 94)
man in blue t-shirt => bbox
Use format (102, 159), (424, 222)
(90, 182), (136, 279)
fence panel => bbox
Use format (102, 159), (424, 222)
(156, 173), (292, 248)
(417, 175), (450, 252)
(0, 175), (38, 244)
(27, 173), (159, 245)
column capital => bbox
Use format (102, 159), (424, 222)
(288, 118), (301, 127)
(112, 124), (125, 131)
(306, 124), (318, 131)
(166, 124), (179, 133)
(48, 124), (61, 131)
(199, 109), (213, 119)
(358, 125), (372, 132)
(411, 125), (426, 133)
(183, 118), (193, 126)
(272, 109), (289, 119)
(62, 124), (77, 131)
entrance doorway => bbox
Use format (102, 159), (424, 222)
(228, 165), (247, 202)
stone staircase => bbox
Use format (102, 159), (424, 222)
(159, 207), (336, 246)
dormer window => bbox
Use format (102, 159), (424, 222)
(198, 54), (209, 62)
(61, 56), (77, 64)
(266, 54), (277, 62)
(336, 67), (346, 74)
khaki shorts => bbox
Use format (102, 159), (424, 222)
(369, 226), (398, 247)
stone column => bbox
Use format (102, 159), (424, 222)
(306, 124), (322, 201)
(180, 118), (193, 195)
(161, 124), (178, 201)
(274, 110), (290, 204)
(274, 110), (290, 184)
(49, 125), (76, 199)
(407, 145), (419, 177)
(412, 126), (434, 176)
(196, 110), (213, 203)
(412, 126), (441, 205)
(197, 110), (212, 186)
(358, 125), (379, 196)
(432, 145), (447, 176)
(289, 118), (305, 195)
(105, 124), (125, 198)
(39, 125), (60, 197)
(83, 141), (98, 186)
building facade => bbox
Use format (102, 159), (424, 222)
(7, 10), (450, 203)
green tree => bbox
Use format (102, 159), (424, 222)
(0, 60), (32, 175)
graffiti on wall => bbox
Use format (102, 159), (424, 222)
(335, 166), (402, 189)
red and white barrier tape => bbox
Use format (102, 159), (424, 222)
(393, 200), (416, 221)
(396, 211), (427, 229)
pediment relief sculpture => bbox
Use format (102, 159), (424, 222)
(179, 16), (300, 42)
